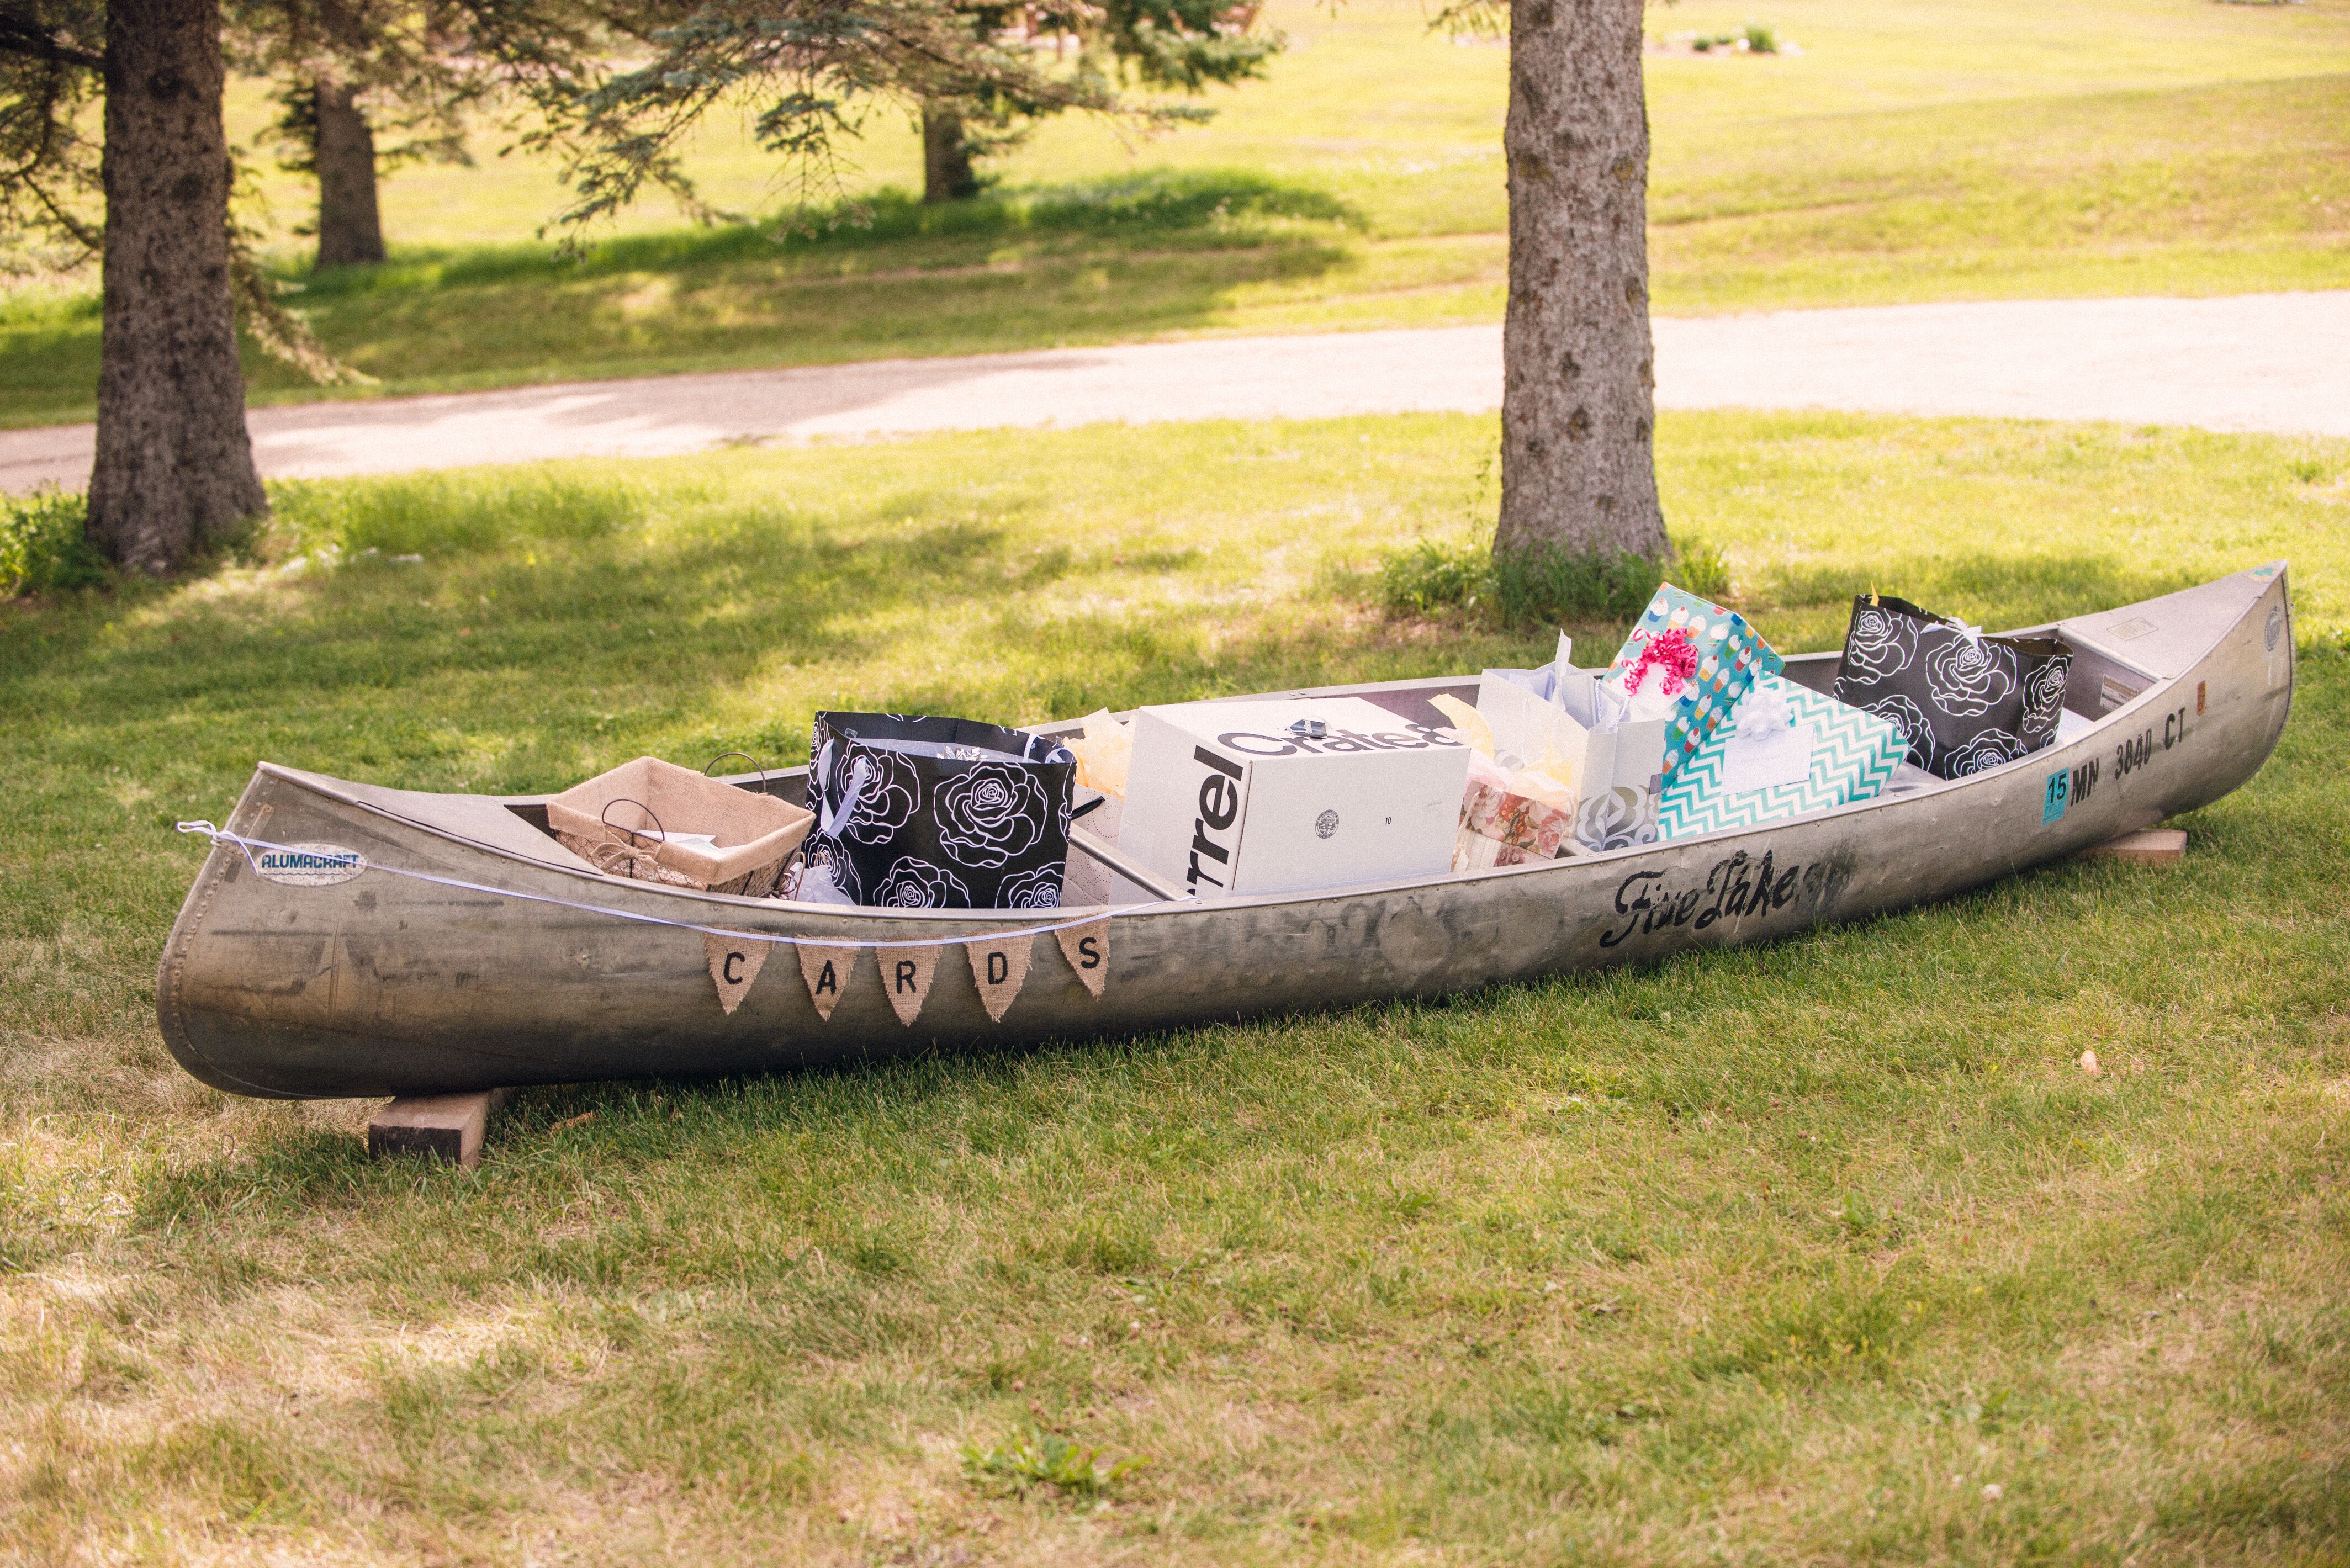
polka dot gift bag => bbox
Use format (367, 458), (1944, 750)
(1602, 585), (1787, 782)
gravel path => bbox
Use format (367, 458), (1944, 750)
(5, 292), (2343, 494)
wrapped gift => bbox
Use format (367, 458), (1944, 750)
(1450, 751), (1584, 870)
(1605, 585), (1784, 782)
(1830, 594), (2072, 779)
(804, 713), (1076, 908)
(1656, 672), (1906, 839)
(1436, 653), (1668, 855)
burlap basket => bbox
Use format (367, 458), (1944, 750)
(548, 756), (813, 898)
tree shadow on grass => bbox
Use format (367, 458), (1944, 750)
(2, 483), (2230, 808)
(281, 168), (1367, 300)
(4, 169), (1370, 424)
(1756, 550), (2205, 626)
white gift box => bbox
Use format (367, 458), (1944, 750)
(1116, 698), (1473, 899)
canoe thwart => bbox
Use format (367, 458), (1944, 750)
(2078, 828), (2187, 865)
(367, 1088), (514, 1169)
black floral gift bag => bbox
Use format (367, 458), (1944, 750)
(802, 713), (1076, 908)
(1832, 596), (2072, 780)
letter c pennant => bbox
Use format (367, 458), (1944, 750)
(703, 933), (770, 1016)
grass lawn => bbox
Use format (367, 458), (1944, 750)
(4, 409), (2349, 1562)
(3, 0), (2348, 426)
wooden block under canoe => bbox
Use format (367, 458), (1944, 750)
(2078, 828), (2187, 865)
(367, 1088), (514, 1169)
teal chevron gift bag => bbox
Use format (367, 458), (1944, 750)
(1656, 672), (1906, 840)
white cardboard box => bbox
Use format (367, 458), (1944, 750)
(1117, 698), (1473, 899)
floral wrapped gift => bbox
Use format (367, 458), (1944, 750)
(1452, 766), (1583, 871)
(1831, 595), (2071, 780)
(1603, 585), (1785, 782)
(1656, 672), (1907, 839)
(803, 713), (1075, 908)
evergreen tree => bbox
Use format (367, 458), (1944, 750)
(0, 0), (597, 572)
(915, 0), (1279, 204)
(233, 2), (483, 268)
(1, 0), (267, 574)
(528, 0), (1264, 229)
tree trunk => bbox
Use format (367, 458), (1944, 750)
(313, 77), (386, 267)
(87, 0), (266, 575)
(1494, 0), (1665, 564)
(922, 100), (980, 203)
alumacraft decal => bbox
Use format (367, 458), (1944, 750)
(1600, 847), (1853, 949)
(253, 842), (367, 887)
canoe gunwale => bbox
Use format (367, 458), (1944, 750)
(251, 623), (2184, 929)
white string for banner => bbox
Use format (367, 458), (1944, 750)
(176, 821), (1162, 950)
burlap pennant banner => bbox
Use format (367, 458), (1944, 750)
(881, 945), (944, 1025)
(703, 933), (771, 1016)
(716, 916), (1107, 1025)
(1053, 914), (1111, 998)
(965, 934), (1034, 1023)
(797, 942), (861, 1021)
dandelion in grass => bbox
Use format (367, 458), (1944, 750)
(962, 1427), (1140, 1498)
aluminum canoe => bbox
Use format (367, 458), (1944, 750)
(156, 563), (2294, 1099)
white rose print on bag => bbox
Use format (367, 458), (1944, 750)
(1856, 692), (1940, 775)
(1920, 634), (2017, 717)
(805, 713), (1075, 909)
(996, 865), (1064, 909)
(836, 749), (922, 845)
(874, 856), (972, 909)
(1832, 595), (2072, 781)
(1943, 728), (2030, 778)
(2019, 654), (2071, 747)
(1841, 603), (1919, 684)
(934, 762), (1050, 868)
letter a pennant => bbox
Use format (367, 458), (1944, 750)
(797, 943), (861, 1021)
(1053, 914), (1111, 998)
(881, 945), (943, 1025)
(965, 934), (1034, 1023)
(704, 933), (770, 1016)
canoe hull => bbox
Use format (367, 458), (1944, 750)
(157, 566), (2294, 1099)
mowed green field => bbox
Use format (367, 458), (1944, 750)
(1, 0), (2346, 425)
(4, 410), (2348, 1563)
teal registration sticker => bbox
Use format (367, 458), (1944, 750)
(2041, 767), (2070, 825)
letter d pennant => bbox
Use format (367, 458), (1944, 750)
(965, 934), (1034, 1022)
